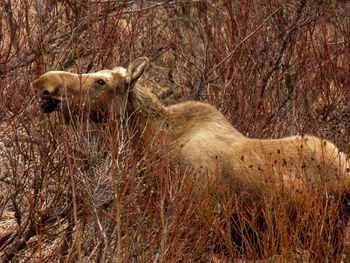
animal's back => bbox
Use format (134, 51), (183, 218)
(164, 101), (350, 197)
(237, 135), (349, 195)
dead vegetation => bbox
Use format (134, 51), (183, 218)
(1, 0), (350, 262)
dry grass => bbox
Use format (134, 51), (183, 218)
(1, 0), (350, 262)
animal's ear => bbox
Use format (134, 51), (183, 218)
(31, 79), (39, 94)
(125, 57), (149, 87)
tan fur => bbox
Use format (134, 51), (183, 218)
(32, 58), (350, 202)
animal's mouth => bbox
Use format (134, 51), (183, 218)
(39, 98), (61, 113)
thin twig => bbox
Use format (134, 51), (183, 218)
(207, 8), (281, 78)
(259, 0), (308, 98)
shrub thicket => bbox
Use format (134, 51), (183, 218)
(0, 1), (349, 262)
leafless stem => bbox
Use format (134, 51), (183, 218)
(259, 0), (308, 98)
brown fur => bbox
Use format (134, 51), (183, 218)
(32, 58), (350, 202)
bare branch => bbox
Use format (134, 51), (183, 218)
(259, 0), (308, 98)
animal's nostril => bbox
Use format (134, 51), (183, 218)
(43, 90), (50, 95)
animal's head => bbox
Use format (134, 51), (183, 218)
(32, 57), (149, 121)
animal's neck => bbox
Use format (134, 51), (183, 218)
(126, 85), (168, 139)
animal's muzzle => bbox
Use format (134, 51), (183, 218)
(39, 98), (60, 113)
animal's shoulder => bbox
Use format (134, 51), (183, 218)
(166, 101), (245, 144)
(167, 101), (227, 122)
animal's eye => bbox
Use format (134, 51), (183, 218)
(96, 79), (106, 85)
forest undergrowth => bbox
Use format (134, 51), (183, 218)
(0, 0), (350, 262)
